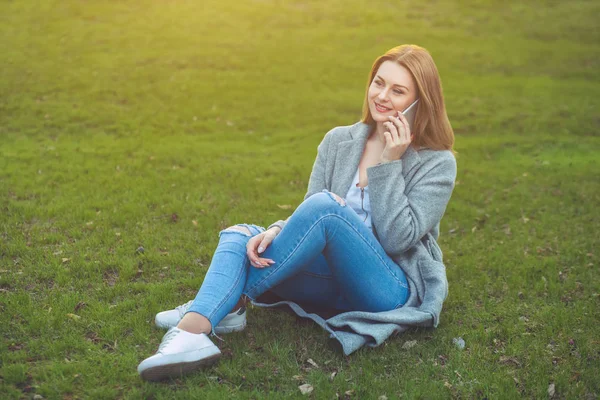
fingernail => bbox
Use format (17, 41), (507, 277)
(258, 246), (264, 253)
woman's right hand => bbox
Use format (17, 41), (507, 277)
(246, 227), (280, 268)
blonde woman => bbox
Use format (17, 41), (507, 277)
(138, 44), (457, 381)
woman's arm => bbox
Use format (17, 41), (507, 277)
(266, 128), (336, 232)
(302, 127), (335, 201)
(367, 151), (457, 258)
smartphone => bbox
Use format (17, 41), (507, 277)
(401, 99), (419, 132)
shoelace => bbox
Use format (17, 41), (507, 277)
(157, 328), (179, 353)
(211, 331), (225, 343)
(176, 300), (194, 318)
(157, 327), (221, 352)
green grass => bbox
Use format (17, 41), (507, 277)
(1, 0), (599, 398)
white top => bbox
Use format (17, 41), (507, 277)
(344, 166), (373, 232)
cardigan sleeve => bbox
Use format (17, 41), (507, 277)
(303, 127), (335, 201)
(366, 150), (457, 258)
(267, 127), (335, 232)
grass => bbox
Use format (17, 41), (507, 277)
(1, 0), (599, 398)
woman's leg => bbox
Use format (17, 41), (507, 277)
(139, 190), (410, 380)
(182, 223), (267, 334)
(268, 253), (353, 311)
(138, 224), (262, 381)
(243, 190), (410, 312)
(183, 190), (410, 334)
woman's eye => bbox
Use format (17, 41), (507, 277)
(375, 81), (383, 86)
(394, 90), (404, 95)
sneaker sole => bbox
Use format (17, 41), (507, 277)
(140, 353), (221, 382)
(213, 319), (247, 334)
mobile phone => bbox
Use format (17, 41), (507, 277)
(401, 99), (419, 131)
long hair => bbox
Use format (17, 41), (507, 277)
(361, 45), (455, 152)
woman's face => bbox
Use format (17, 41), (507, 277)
(367, 60), (418, 122)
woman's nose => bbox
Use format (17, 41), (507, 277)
(377, 88), (389, 101)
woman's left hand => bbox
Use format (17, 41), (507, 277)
(246, 229), (278, 268)
(379, 111), (413, 163)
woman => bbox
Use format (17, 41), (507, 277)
(138, 44), (457, 381)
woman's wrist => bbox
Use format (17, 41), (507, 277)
(378, 157), (402, 165)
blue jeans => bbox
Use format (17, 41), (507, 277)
(186, 190), (410, 331)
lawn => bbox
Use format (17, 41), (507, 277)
(1, 0), (599, 398)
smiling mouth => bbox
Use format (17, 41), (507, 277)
(374, 102), (392, 113)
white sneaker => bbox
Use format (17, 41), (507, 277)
(137, 327), (221, 381)
(155, 300), (247, 334)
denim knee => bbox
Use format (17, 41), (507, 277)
(304, 190), (347, 211)
(218, 223), (266, 239)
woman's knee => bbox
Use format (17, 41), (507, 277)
(221, 225), (253, 236)
(304, 190), (347, 211)
(218, 225), (255, 244)
(219, 224), (265, 239)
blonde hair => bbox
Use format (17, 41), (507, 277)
(361, 44), (455, 152)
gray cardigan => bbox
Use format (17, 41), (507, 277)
(255, 121), (457, 355)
